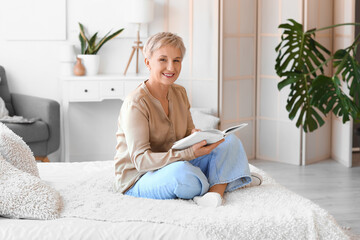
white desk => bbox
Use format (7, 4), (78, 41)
(61, 74), (146, 162)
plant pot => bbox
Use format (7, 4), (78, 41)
(77, 54), (100, 76)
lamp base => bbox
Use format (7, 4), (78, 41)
(124, 27), (144, 75)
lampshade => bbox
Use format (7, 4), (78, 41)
(125, 0), (154, 24)
(59, 44), (75, 62)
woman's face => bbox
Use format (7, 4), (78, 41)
(145, 45), (182, 86)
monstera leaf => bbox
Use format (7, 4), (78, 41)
(333, 48), (360, 103)
(275, 19), (330, 132)
(310, 75), (358, 123)
(275, 19), (360, 132)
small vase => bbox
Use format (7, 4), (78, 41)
(73, 57), (85, 76)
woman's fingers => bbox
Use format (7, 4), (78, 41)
(193, 140), (207, 150)
(205, 139), (224, 151)
(191, 128), (201, 134)
(192, 139), (225, 158)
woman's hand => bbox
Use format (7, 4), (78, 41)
(191, 128), (201, 134)
(192, 139), (225, 158)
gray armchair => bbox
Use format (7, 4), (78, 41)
(0, 66), (60, 162)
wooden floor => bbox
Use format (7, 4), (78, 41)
(249, 159), (360, 237)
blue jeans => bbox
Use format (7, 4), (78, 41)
(125, 134), (251, 199)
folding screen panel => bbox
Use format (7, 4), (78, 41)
(220, 0), (354, 166)
(165, 0), (219, 113)
(256, 0), (302, 165)
(331, 0), (355, 167)
(220, 0), (257, 159)
(302, 0), (333, 165)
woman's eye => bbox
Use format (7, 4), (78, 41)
(159, 59), (166, 62)
(174, 60), (180, 62)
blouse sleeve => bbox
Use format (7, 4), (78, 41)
(120, 101), (195, 173)
(185, 92), (195, 136)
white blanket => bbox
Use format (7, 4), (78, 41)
(48, 161), (349, 240)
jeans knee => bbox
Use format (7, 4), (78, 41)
(225, 134), (240, 145)
(216, 134), (243, 153)
(170, 161), (209, 199)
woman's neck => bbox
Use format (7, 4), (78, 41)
(145, 79), (170, 102)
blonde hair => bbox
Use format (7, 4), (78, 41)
(143, 32), (186, 59)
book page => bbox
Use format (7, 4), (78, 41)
(223, 123), (248, 135)
(172, 123), (248, 150)
(172, 131), (222, 150)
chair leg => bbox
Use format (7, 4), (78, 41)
(35, 156), (50, 162)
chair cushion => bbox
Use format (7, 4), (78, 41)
(4, 120), (49, 143)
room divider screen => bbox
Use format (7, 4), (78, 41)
(219, 0), (355, 167)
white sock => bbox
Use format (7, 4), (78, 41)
(193, 192), (223, 207)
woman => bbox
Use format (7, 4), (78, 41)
(114, 32), (261, 207)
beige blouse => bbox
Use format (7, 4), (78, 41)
(114, 81), (196, 193)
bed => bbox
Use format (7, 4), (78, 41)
(0, 160), (350, 240)
(0, 108), (351, 240)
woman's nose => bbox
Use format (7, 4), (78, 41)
(167, 62), (174, 71)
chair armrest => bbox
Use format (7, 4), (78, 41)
(11, 93), (60, 154)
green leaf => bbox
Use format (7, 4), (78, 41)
(310, 75), (359, 121)
(333, 48), (360, 105)
(274, 19), (360, 132)
(78, 23), (90, 47)
(93, 28), (124, 54)
(296, 107), (306, 128)
(88, 32), (98, 47)
(78, 23), (124, 55)
(79, 33), (86, 54)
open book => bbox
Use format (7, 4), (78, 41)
(172, 123), (248, 150)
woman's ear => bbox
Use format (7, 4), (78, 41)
(144, 58), (150, 70)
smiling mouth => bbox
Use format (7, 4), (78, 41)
(162, 73), (175, 78)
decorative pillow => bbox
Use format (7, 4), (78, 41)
(190, 108), (220, 130)
(0, 154), (62, 219)
(0, 122), (39, 177)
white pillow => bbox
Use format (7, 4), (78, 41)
(190, 109), (220, 130)
(190, 107), (215, 115)
(0, 154), (62, 219)
(0, 122), (39, 177)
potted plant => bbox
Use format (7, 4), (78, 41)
(77, 23), (124, 75)
(275, 19), (360, 132)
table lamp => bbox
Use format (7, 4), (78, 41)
(123, 0), (154, 75)
(59, 43), (76, 76)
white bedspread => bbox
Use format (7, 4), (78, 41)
(0, 161), (206, 240)
(1, 161), (350, 240)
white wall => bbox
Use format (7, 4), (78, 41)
(0, 0), (146, 162)
(0, 0), (219, 162)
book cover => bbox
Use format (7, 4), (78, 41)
(172, 123), (248, 150)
